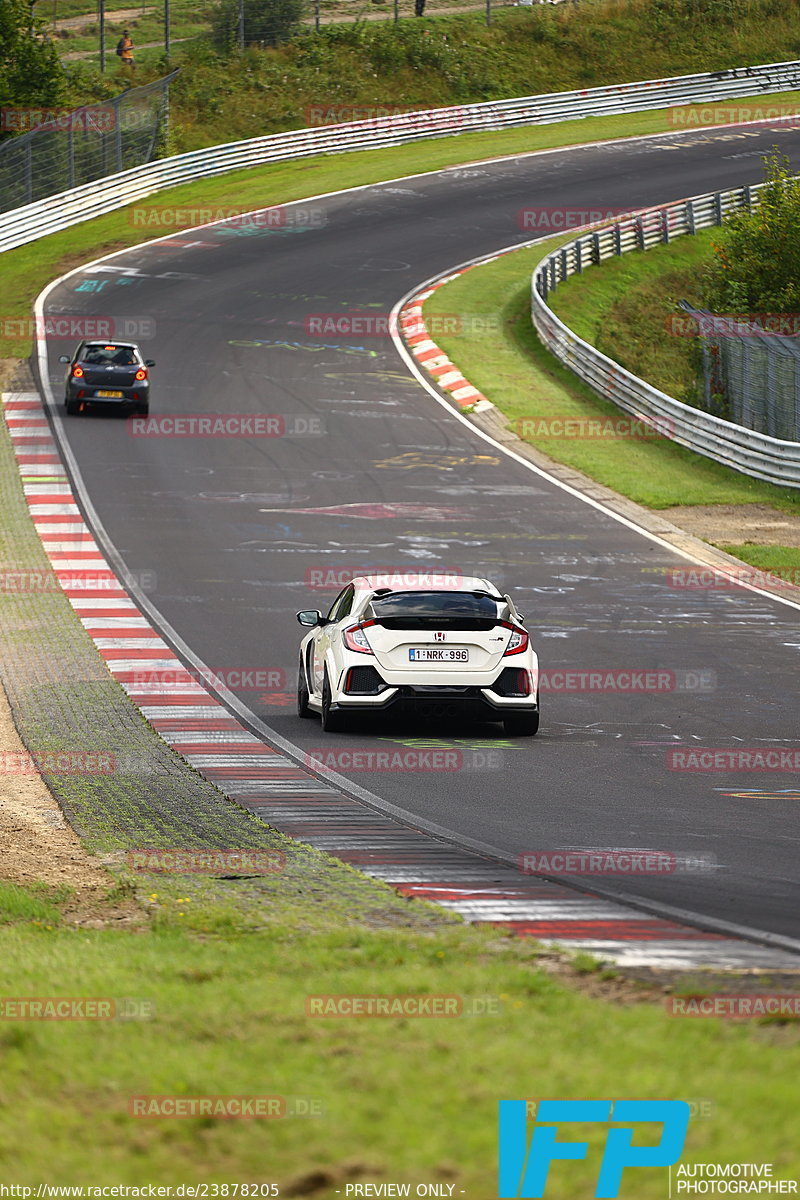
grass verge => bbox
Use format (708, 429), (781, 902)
(49, 0), (800, 154)
(548, 229), (710, 402)
(0, 875), (797, 1189)
(6, 86), (800, 359)
(423, 240), (800, 524)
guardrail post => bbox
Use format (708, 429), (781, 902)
(591, 232), (600, 265)
(115, 102), (123, 173)
(67, 128), (75, 191)
(744, 185), (753, 212)
(25, 142), (33, 205)
(549, 258), (557, 292)
(714, 192), (723, 225)
(661, 209), (669, 244)
(614, 224), (622, 256)
(635, 217), (644, 250)
(560, 248), (568, 281)
(538, 271), (548, 300)
(575, 241), (582, 274)
(686, 199), (695, 235)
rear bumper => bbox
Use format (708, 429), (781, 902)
(335, 683), (538, 717)
(65, 383), (150, 405)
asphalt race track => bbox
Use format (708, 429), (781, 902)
(39, 122), (800, 944)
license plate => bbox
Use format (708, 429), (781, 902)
(96, 390), (124, 398)
(409, 648), (469, 662)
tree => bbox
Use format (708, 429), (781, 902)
(0, 0), (64, 115)
(211, 0), (305, 50)
(703, 151), (800, 314)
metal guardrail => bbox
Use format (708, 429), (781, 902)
(530, 184), (800, 489)
(4, 58), (800, 253)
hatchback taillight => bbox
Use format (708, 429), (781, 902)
(501, 621), (529, 656)
(72, 365), (84, 378)
(134, 368), (147, 381)
(343, 619), (375, 654)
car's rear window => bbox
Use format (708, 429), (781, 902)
(368, 591), (504, 628)
(81, 345), (137, 366)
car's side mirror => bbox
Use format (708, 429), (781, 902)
(145, 360), (155, 367)
(58, 355), (70, 363)
(297, 610), (323, 627)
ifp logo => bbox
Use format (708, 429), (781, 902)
(498, 1099), (690, 1197)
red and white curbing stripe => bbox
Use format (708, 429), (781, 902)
(4, 389), (799, 971)
(399, 279), (489, 411)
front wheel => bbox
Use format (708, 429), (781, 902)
(503, 708), (539, 737)
(321, 672), (346, 733)
(297, 655), (313, 718)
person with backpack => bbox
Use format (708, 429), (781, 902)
(116, 30), (134, 68)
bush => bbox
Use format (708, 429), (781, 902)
(0, 0), (65, 118)
(703, 151), (800, 313)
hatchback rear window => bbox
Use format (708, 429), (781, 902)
(81, 345), (137, 366)
(368, 590), (504, 628)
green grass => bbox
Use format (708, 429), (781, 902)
(7, 86), (800, 363)
(424, 241), (800, 512)
(46, 0), (800, 153)
(718, 543), (800, 578)
(549, 231), (711, 403)
(0, 876), (797, 1189)
(0, 881), (64, 926)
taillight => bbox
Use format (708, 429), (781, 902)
(501, 621), (529, 656)
(72, 365), (84, 378)
(134, 368), (147, 381)
(343, 620), (375, 654)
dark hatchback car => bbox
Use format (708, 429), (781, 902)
(59, 341), (154, 416)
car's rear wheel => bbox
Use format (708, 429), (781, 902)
(64, 397), (79, 416)
(297, 655), (313, 719)
(503, 708), (540, 737)
(321, 671), (346, 733)
(136, 404), (149, 417)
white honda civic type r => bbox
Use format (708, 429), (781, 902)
(296, 574), (539, 736)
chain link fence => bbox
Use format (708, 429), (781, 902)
(680, 303), (800, 441)
(0, 71), (179, 214)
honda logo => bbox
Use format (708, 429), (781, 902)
(433, 631), (446, 642)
